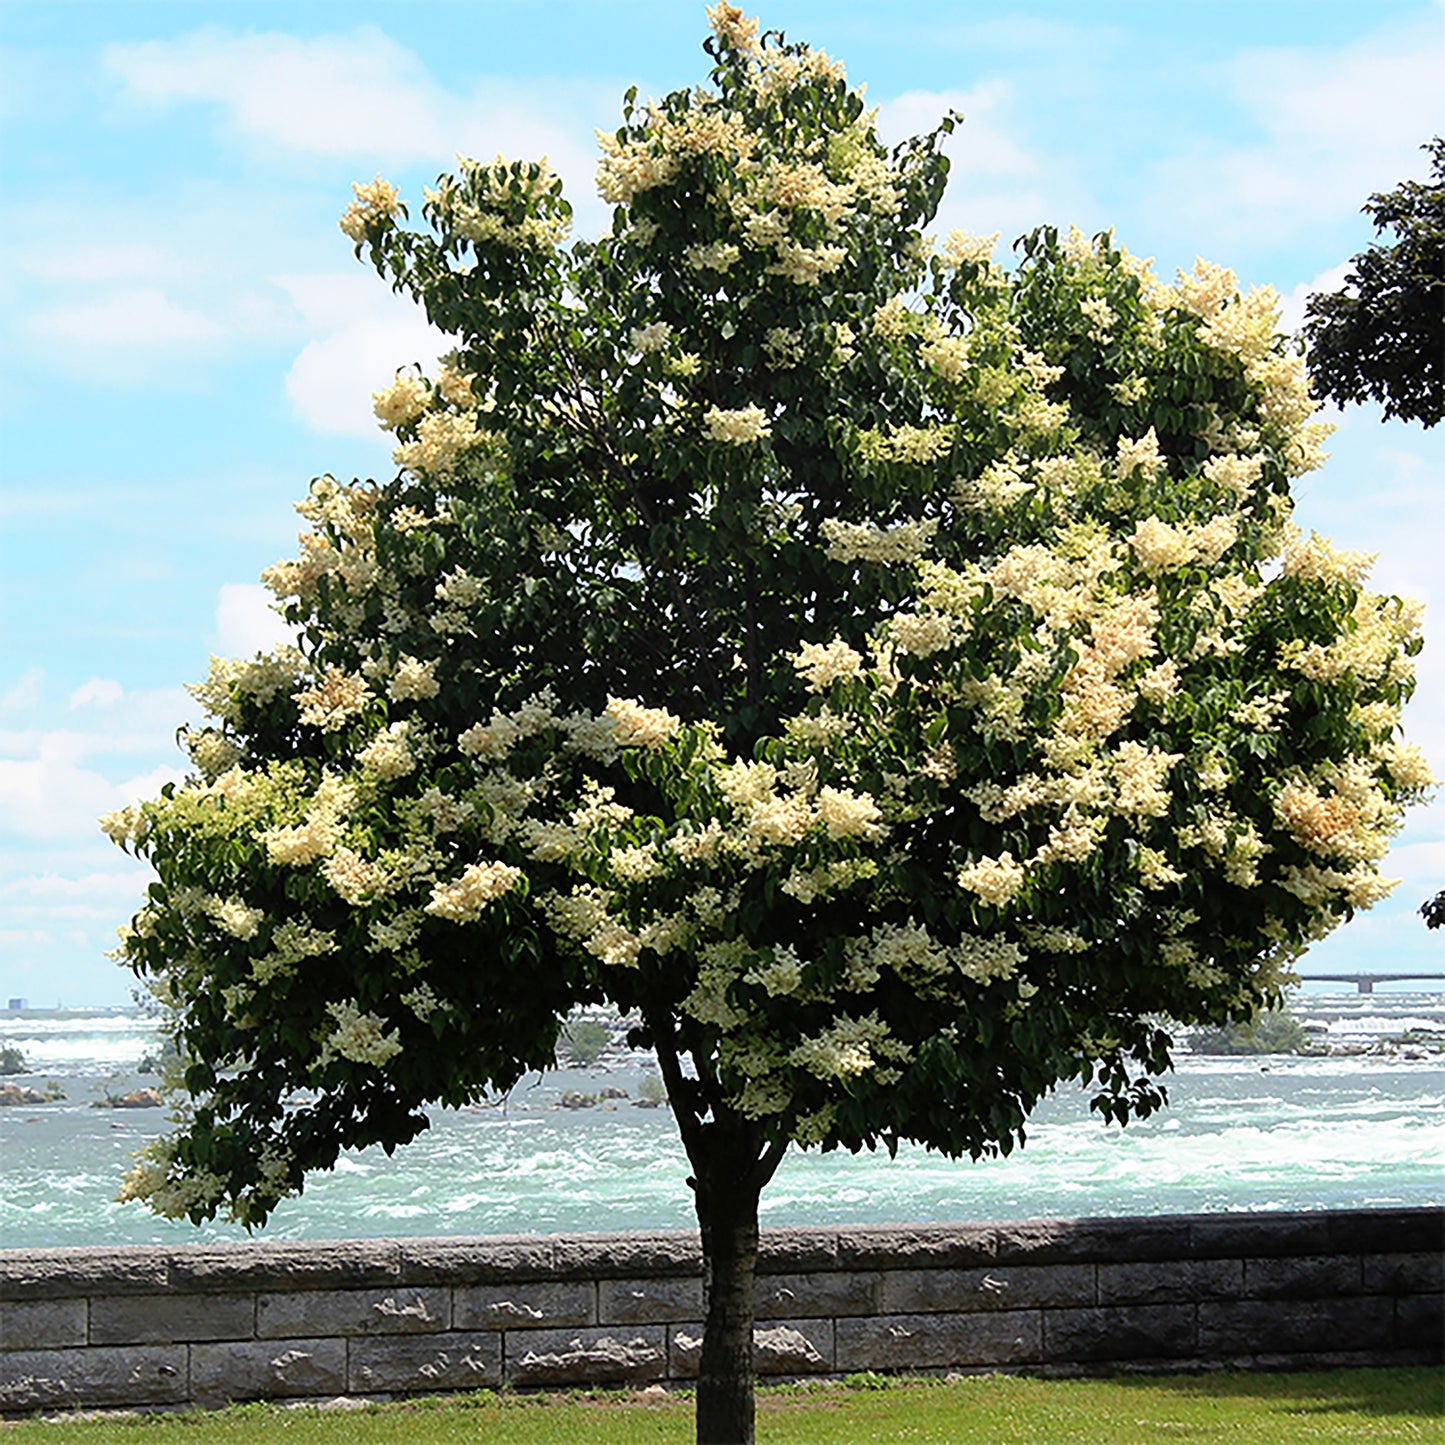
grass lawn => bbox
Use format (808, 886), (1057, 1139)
(3, 1369), (1441, 1443)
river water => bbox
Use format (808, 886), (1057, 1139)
(1, 995), (1440, 1251)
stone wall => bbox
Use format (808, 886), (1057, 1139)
(2, 1207), (1440, 1412)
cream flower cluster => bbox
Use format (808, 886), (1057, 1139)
(425, 861), (524, 922)
(294, 668), (371, 731)
(260, 776), (353, 868)
(820, 516), (938, 565)
(791, 638), (865, 691)
(99, 805), (147, 848)
(339, 177), (401, 241)
(1174, 259), (1333, 479)
(1116, 428), (1165, 477)
(323, 1000), (402, 1067)
(393, 412), (486, 477)
(1281, 532), (1375, 587)
(372, 372), (429, 430)
(630, 321), (673, 354)
(940, 230), (998, 268)
(1202, 452), (1264, 499)
(322, 847), (385, 905)
(190, 647), (304, 723)
(387, 656), (441, 702)
(606, 696), (681, 749)
(956, 851), (1027, 907)
(183, 728), (242, 779)
(789, 1013), (910, 1082)
(359, 724), (416, 781)
(1129, 515), (1238, 575)
(858, 424), (955, 466)
(204, 895), (264, 941)
(704, 404), (772, 444)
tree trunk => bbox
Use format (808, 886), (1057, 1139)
(692, 1119), (763, 1445)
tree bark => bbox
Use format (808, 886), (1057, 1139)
(692, 1115), (763, 1445)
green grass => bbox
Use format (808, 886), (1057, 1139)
(4, 1369), (1441, 1444)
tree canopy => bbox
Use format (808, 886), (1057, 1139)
(104, 8), (1431, 1441)
(1303, 137), (1444, 428)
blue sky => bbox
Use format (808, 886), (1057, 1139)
(2, 0), (1442, 1006)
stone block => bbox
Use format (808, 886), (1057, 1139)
(552, 1233), (702, 1280)
(454, 1280), (595, 1331)
(1097, 1258), (1242, 1305)
(1244, 1255), (1362, 1300)
(669, 1318), (834, 1378)
(1363, 1253), (1444, 1296)
(755, 1270), (878, 1320)
(1042, 1304), (1196, 1363)
(503, 1325), (667, 1386)
(835, 1310), (1041, 1371)
(0, 1247), (169, 1300)
(1188, 1212), (1331, 1260)
(191, 1336), (348, 1405)
(256, 1286), (448, 1339)
(1393, 1293), (1444, 1355)
(0, 1297), (87, 1349)
(167, 1240), (402, 1294)
(349, 1331), (503, 1393)
(598, 1276), (703, 1324)
(90, 1291), (255, 1345)
(836, 1224), (996, 1271)
(757, 1228), (839, 1273)
(399, 1236), (556, 1286)
(998, 1217), (1188, 1266)
(1328, 1208), (1445, 1257)
(882, 1263), (1094, 1315)
(1198, 1297), (1395, 1357)
(0, 1345), (188, 1410)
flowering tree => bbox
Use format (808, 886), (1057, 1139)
(105, 8), (1431, 1442)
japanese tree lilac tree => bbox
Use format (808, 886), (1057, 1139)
(104, 8), (1431, 1442)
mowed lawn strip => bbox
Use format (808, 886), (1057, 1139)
(2, 1369), (1441, 1444)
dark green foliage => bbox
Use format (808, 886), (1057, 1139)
(1303, 138), (1444, 428)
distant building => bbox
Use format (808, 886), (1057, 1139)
(6, 998), (27, 1011)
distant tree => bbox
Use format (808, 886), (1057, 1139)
(1302, 138), (1444, 428)
(103, 9), (1431, 1442)
(0, 1046), (25, 1076)
(561, 1018), (612, 1066)
(1188, 1005), (1308, 1056)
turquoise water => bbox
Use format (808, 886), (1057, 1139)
(1, 1001), (1441, 1250)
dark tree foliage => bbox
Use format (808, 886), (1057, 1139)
(1423, 891), (1445, 929)
(1303, 138), (1445, 428)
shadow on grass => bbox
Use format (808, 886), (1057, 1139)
(1106, 1367), (1444, 1421)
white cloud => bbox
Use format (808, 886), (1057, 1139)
(0, 682), (197, 762)
(1146, 17), (1445, 255)
(1278, 262), (1350, 336)
(213, 583), (297, 657)
(278, 270), (451, 437)
(0, 870), (151, 928)
(102, 27), (617, 236)
(876, 82), (1087, 251)
(106, 26), (452, 163)
(25, 286), (223, 351)
(1, 670), (43, 715)
(0, 740), (183, 843)
(21, 240), (178, 286)
(10, 27), (626, 396)
(69, 679), (124, 709)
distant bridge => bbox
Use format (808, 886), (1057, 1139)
(1300, 973), (1445, 995)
